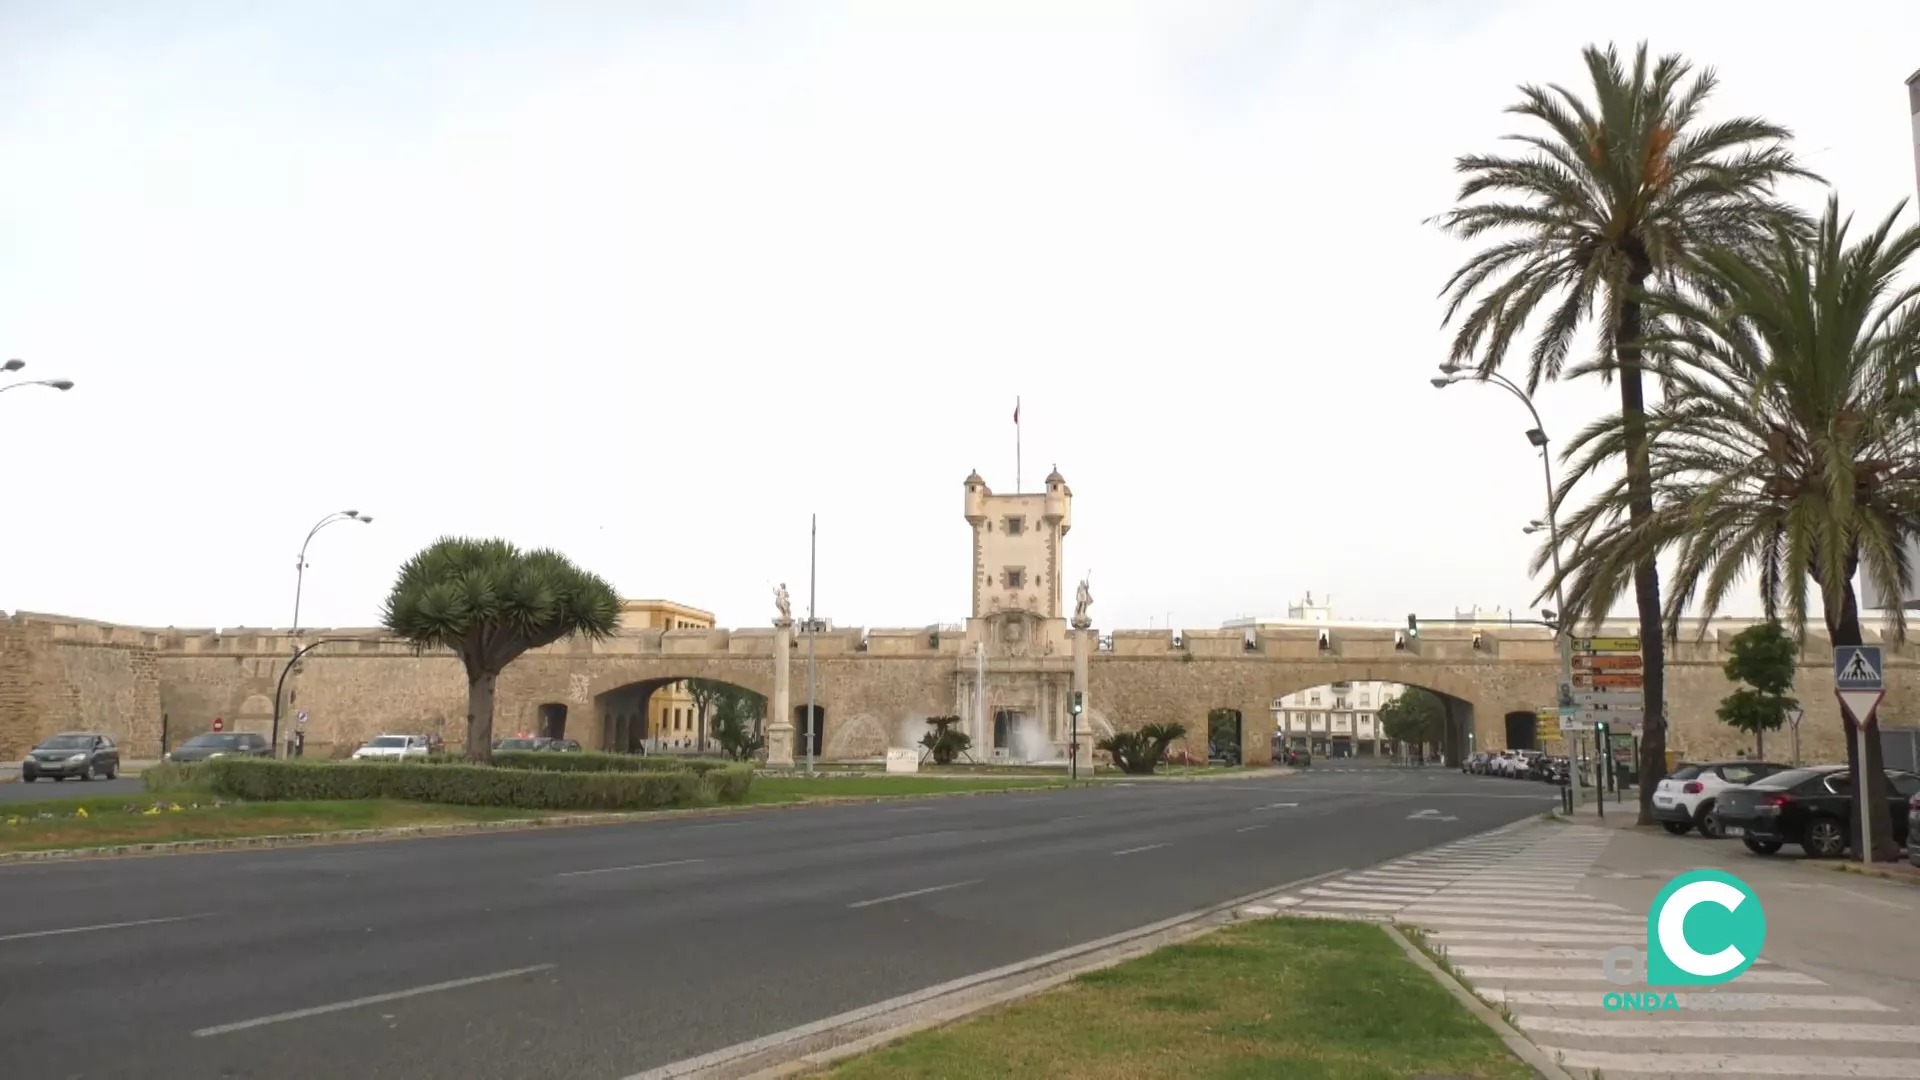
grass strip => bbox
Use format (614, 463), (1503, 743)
(0, 795), (546, 853)
(825, 916), (1532, 1080)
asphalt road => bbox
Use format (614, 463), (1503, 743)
(0, 776), (146, 803)
(0, 764), (1555, 1080)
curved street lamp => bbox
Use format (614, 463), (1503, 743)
(1, 358), (75, 395)
(1433, 363), (1590, 807)
(291, 510), (373, 638)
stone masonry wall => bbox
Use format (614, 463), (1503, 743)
(6, 611), (1917, 766)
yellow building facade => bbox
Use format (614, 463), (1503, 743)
(620, 599), (717, 745)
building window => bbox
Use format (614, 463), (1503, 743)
(1004, 516), (1024, 536)
(1005, 568), (1025, 590)
(1309, 692), (1321, 705)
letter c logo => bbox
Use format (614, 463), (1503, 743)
(1658, 879), (1746, 977)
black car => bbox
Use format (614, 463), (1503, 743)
(1715, 765), (1920, 858)
(20, 732), (121, 782)
(166, 732), (273, 762)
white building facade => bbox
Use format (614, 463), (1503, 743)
(1224, 593), (1409, 758)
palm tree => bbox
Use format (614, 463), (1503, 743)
(1434, 42), (1812, 824)
(382, 537), (622, 763)
(1551, 197), (1920, 861)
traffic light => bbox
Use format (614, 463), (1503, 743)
(1406, 614), (1419, 638)
(1069, 690), (1084, 717)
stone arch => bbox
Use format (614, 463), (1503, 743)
(589, 671), (771, 754)
(823, 712), (890, 759)
(236, 693), (274, 738)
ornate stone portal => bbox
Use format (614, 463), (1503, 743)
(955, 468), (1081, 763)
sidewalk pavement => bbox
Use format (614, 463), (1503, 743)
(1257, 813), (1920, 1078)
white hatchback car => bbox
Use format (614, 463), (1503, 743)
(1651, 760), (1795, 837)
(350, 734), (432, 761)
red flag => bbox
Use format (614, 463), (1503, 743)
(1013, 397), (1020, 424)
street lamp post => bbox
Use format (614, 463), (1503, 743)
(1786, 706), (1805, 765)
(285, 509), (373, 757)
(1432, 365), (1586, 811)
(1, 359), (76, 396)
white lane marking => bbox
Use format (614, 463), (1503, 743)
(1447, 946), (1777, 964)
(193, 964), (557, 1036)
(1454, 965), (1821, 985)
(1297, 899), (1406, 912)
(1302, 885), (1436, 899)
(846, 879), (981, 909)
(1234, 824), (1269, 833)
(1477, 989), (1893, 1012)
(1429, 930), (1639, 945)
(884, 806), (935, 814)
(1544, 1051), (1920, 1077)
(1111, 843), (1169, 856)
(1252, 802), (1298, 811)
(1517, 1017), (1920, 1042)
(1398, 915), (1640, 932)
(555, 859), (705, 878)
(0, 913), (215, 943)
(1404, 906), (1639, 923)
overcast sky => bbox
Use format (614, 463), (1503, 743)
(3, 1), (1916, 634)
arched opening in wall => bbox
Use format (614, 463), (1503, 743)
(1504, 711), (1540, 752)
(794, 705), (825, 758)
(537, 704), (569, 741)
(1272, 680), (1474, 766)
(1207, 708), (1243, 765)
(592, 678), (769, 758)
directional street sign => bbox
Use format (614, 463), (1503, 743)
(1574, 673), (1644, 689)
(1573, 654), (1643, 671)
(1574, 637), (1640, 653)
(1834, 645), (1886, 725)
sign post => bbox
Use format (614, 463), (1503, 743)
(212, 716), (224, 733)
(1572, 637), (1644, 811)
(1834, 645), (1886, 862)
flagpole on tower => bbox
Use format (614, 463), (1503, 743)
(1014, 396), (1022, 492)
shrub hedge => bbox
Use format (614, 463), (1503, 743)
(142, 761), (215, 794)
(490, 751), (738, 776)
(170, 758), (755, 811)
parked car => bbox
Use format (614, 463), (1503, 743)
(1541, 756), (1571, 785)
(493, 737), (553, 752)
(1651, 760), (1795, 838)
(1463, 751), (1490, 774)
(19, 732), (121, 782)
(1714, 765), (1920, 858)
(165, 732), (273, 763)
(548, 739), (583, 753)
(1910, 792), (1920, 868)
(350, 735), (433, 761)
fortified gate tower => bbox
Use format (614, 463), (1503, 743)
(957, 468), (1084, 762)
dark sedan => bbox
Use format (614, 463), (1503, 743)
(1715, 765), (1920, 858)
(165, 732), (273, 763)
(20, 732), (121, 782)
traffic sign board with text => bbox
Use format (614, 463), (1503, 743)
(1574, 637), (1640, 653)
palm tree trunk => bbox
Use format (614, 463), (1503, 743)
(1825, 570), (1900, 861)
(466, 672), (497, 764)
(1616, 292), (1669, 826)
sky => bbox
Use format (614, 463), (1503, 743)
(3, 0), (1918, 634)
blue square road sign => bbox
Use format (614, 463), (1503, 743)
(1834, 645), (1885, 691)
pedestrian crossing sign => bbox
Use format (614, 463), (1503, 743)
(1834, 645), (1884, 690)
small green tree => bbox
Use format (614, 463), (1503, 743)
(1207, 708), (1241, 748)
(1717, 621), (1798, 760)
(711, 686), (767, 760)
(684, 679), (726, 751)
(1097, 721), (1188, 775)
(920, 715), (971, 765)
(1379, 688), (1446, 758)
(381, 538), (621, 763)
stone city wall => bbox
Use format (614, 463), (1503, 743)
(2, 610), (1913, 765)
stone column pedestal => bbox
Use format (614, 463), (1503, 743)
(1070, 625), (1096, 778)
(766, 618), (796, 768)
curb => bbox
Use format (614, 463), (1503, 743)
(1384, 925), (1575, 1080)
(0, 781), (1105, 864)
(1823, 860), (1920, 886)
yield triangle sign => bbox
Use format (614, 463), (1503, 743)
(1836, 688), (1884, 724)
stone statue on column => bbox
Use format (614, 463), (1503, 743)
(1071, 574), (1093, 630)
(767, 589), (796, 768)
